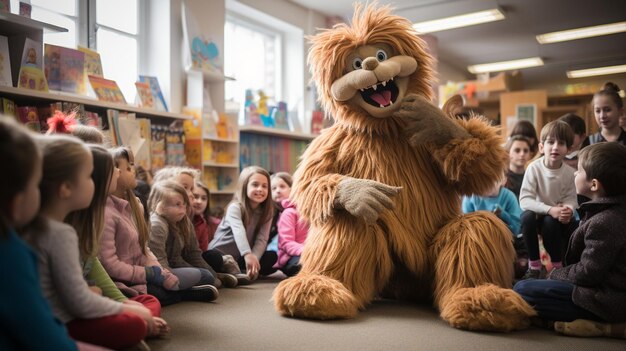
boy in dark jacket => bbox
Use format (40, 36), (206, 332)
(514, 142), (626, 339)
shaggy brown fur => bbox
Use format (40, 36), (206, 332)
(273, 3), (536, 331)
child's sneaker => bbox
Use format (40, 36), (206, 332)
(180, 284), (219, 302)
(235, 273), (252, 285)
(522, 268), (541, 280)
(216, 273), (238, 288)
(222, 254), (242, 275)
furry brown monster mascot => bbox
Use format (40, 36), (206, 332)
(273, 4), (536, 331)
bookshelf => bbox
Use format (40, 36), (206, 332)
(239, 126), (315, 174)
(0, 85), (191, 123)
(186, 69), (239, 209)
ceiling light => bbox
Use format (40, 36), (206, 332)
(412, 9), (505, 34)
(567, 64), (626, 78)
(467, 57), (544, 74)
(537, 21), (626, 44)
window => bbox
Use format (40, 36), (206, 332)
(224, 15), (281, 104)
(23, 0), (142, 102)
(94, 0), (140, 101)
(29, 0), (79, 48)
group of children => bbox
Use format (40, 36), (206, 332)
(0, 115), (309, 350)
(2, 82), (624, 349)
(462, 82), (626, 337)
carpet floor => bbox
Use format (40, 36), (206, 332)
(147, 276), (625, 351)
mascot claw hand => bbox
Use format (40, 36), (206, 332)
(334, 178), (401, 223)
(395, 94), (470, 147)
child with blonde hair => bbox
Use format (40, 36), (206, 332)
(0, 117), (80, 350)
(68, 144), (169, 338)
(27, 135), (152, 349)
(100, 147), (193, 306)
(209, 166), (277, 280)
(148, 180), (220, 299)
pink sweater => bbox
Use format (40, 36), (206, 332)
(99, 195), (178, 296)
(275, 200), (309, 268)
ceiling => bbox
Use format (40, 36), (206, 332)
(290, 0), (626, 88)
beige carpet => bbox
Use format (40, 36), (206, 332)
(148, 277), (625, 351)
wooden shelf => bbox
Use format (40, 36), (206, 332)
(0, 12), (68, 34)
(239, 125), (316, 140)
(0, 86), (191, 120)
(203, 135), (239, 143)
(203, 161), (239, 168)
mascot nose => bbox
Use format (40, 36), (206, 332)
(362, 57), (379, 70)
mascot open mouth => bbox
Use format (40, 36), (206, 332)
(359, 78), (399, 108)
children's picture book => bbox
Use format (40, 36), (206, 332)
(0, 0), (10, 13)
(89, 75), (126, 104)
(272, 101), (289, 130)
(21, 38), (42, 69)
(19, 1), (31, 17)
(138, 75), (168, 111)
(1, 97), (16, 118)
(44, 45), (86, 94)
(151, 125), (167, 171)
(166, 127), (186, 166)
(136, 118), (152, 170)
(60, 48), (85, 94)
(0, 35), (12, 87)
(44, 44), (61, 90)
(18, 65), (48, 91)
(135, 81), (155, 108)
(16, 106), (41, 132)
(78, 46), (103, 77)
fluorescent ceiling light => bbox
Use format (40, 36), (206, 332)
(413, 9), (505, 34)
(537, 21), (626, 44)
(567, 64), (626, 78)
(467, 57), (544, 74)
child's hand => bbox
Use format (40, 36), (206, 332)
(548, 206), (561, 219)
(558, 207), (573, 224)
(244, 253), (260, 280)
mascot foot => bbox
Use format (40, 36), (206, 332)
(273, 273), (360, 319)
(440, 284), (536, 332)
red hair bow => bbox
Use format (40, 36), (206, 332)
(46, 110), (77, 134)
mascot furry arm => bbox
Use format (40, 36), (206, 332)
(273, 3), (535, 331)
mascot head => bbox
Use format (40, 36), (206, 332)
(308, 3), (434, 127)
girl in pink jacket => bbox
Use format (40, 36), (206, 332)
(274, 199), (309, 277)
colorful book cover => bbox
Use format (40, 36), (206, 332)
(136, 118), (152, 170)
(0, 35), (12, 87)
(16, 106), (40, 132)
(135, 82), (155, 108)
(19, 1), (31, 17)
(78, 46), (103, 77)
(185, 138), (202, 168)
(106, 109), (120, 146)
(166, 127), (185, 166)
(138, 75), (168, 111)
(151, 125), (166, 171)
(44, 44), (62, 90)
(1, 98), (16, 118)
(0, 0), (10, 13)
(18, 65), (48, 91)
(60, 47), (85, 94)
(21, 38), (42, 69)
(89, 75), (126, 103)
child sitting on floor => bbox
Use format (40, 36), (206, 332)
(514, 142), (626, 339)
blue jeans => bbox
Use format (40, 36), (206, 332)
(514, 279), (602, 322)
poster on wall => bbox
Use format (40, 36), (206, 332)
(181, 2), (222, 73)
(515, 103), (537, 126)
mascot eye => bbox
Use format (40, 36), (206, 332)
(352, 58), (363, 70)
(376, 50), (387, 62)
